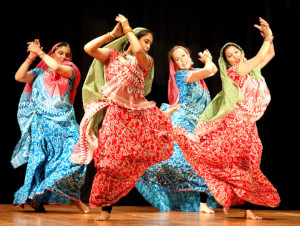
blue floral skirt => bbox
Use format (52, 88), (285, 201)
(13, 115), (86, 209)
(136, 104), (218, 211)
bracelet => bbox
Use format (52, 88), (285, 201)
(264, 35), (274, 42)
(104, 32), (115, 43)
(108, 32), (115, 39)
(36, 50), (45, 58)
(26, 56), (34, 64)
(123, 26), (133, 35)
(122, 26), (130, 31)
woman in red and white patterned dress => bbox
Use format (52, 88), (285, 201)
(173, 17), (280, 219)
(71, 14), (175, 221)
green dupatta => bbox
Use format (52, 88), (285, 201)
(196, 42), (262, 123)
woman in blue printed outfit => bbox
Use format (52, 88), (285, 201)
(136, 46), (219, 212)
(12, 40), (88, 213)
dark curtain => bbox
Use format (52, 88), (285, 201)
(2, 0), (299, 209)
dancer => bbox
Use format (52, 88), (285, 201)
(173, 17), (280, 219)
(71, 14), (174, 220)
(136, 46), (219, 213)
(12, 40), (88, 213)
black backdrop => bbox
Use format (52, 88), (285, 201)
(2, 0), (300, 210)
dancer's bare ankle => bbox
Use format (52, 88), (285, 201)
(223, 207), (229, 215)
(200, 202), (215, 214)
(245, 209), (262, 220)
(72, 200), (89, 214)
(94, 211), (111, 221)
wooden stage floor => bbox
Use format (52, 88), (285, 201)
(1, 204), (299, 226)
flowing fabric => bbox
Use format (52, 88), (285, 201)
(136, 69), (219, 211)
(71, 42), (174, 207)
(71, 28), (155, 164)
(12, 44), (86, 209)
(173, 44), (280, 211)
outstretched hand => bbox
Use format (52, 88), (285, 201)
(254, 17), (273, 38)
(198, 49), (212, 63)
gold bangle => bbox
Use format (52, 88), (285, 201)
(108, 32), (115, 39)
(122, 26), (131, 31)
(123, 27), (133, 35)
(104, 32), (115, 43)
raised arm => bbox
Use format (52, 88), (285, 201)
(84, 23), (123, 62)
(237, 17), (274, 76)
(15, 39), (39, 83)
(254, 18), (275, 70)
(21, 40), (75, 79)
(116, 14), (152, 69)
(186, 49), (218, 83)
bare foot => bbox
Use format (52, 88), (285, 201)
(223, 207), (229, 215)
(94, 211), (111, 221)
(245, 209), (262, 220)
(200, 202), (215, 214)
(72, 200), (89, 214)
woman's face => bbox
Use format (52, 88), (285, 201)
(139, 33), (153, 53)
(224, 46), (243, 66)
(52, 46), (72, 64)
(172, 48), (193, 70)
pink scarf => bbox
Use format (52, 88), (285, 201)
(168, 48), (208, 106)
(24, 43), (81, 105)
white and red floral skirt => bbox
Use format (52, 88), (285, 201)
(89, 104), (174, 207)
(173, 114), (280, 211)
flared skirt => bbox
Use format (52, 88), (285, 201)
(173, 114), (280, 211)
(90, 104), (174, 207)
(13, 115), (86, 209)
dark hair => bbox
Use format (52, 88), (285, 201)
(54, 42), (72, 54)
(222, 43), (241, 67)
(124, 29), (154, 51)
(135, 29), (154, 40)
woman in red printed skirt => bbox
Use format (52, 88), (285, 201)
(71, 14), (175, 221)
(173, 17), (280, 219)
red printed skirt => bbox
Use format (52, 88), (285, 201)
(174, 114), (280, 211)
(89, 104), (174, 207)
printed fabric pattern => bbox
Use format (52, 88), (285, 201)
(73, 49), (174, 207)
(136, 69), (219, 211)
(12, 68), (86, 208)
(173, 64), (280, 211)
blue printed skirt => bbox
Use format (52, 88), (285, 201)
(136, 104), (218, 211)
(13, 114), (86, 208)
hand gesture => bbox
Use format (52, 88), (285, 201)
(27, 39), (43, 57)
(198, 49), (212, 64)
(111, 22), (123, 38)
(115, 14), (130, 30)
(254, 17), (273, 38)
